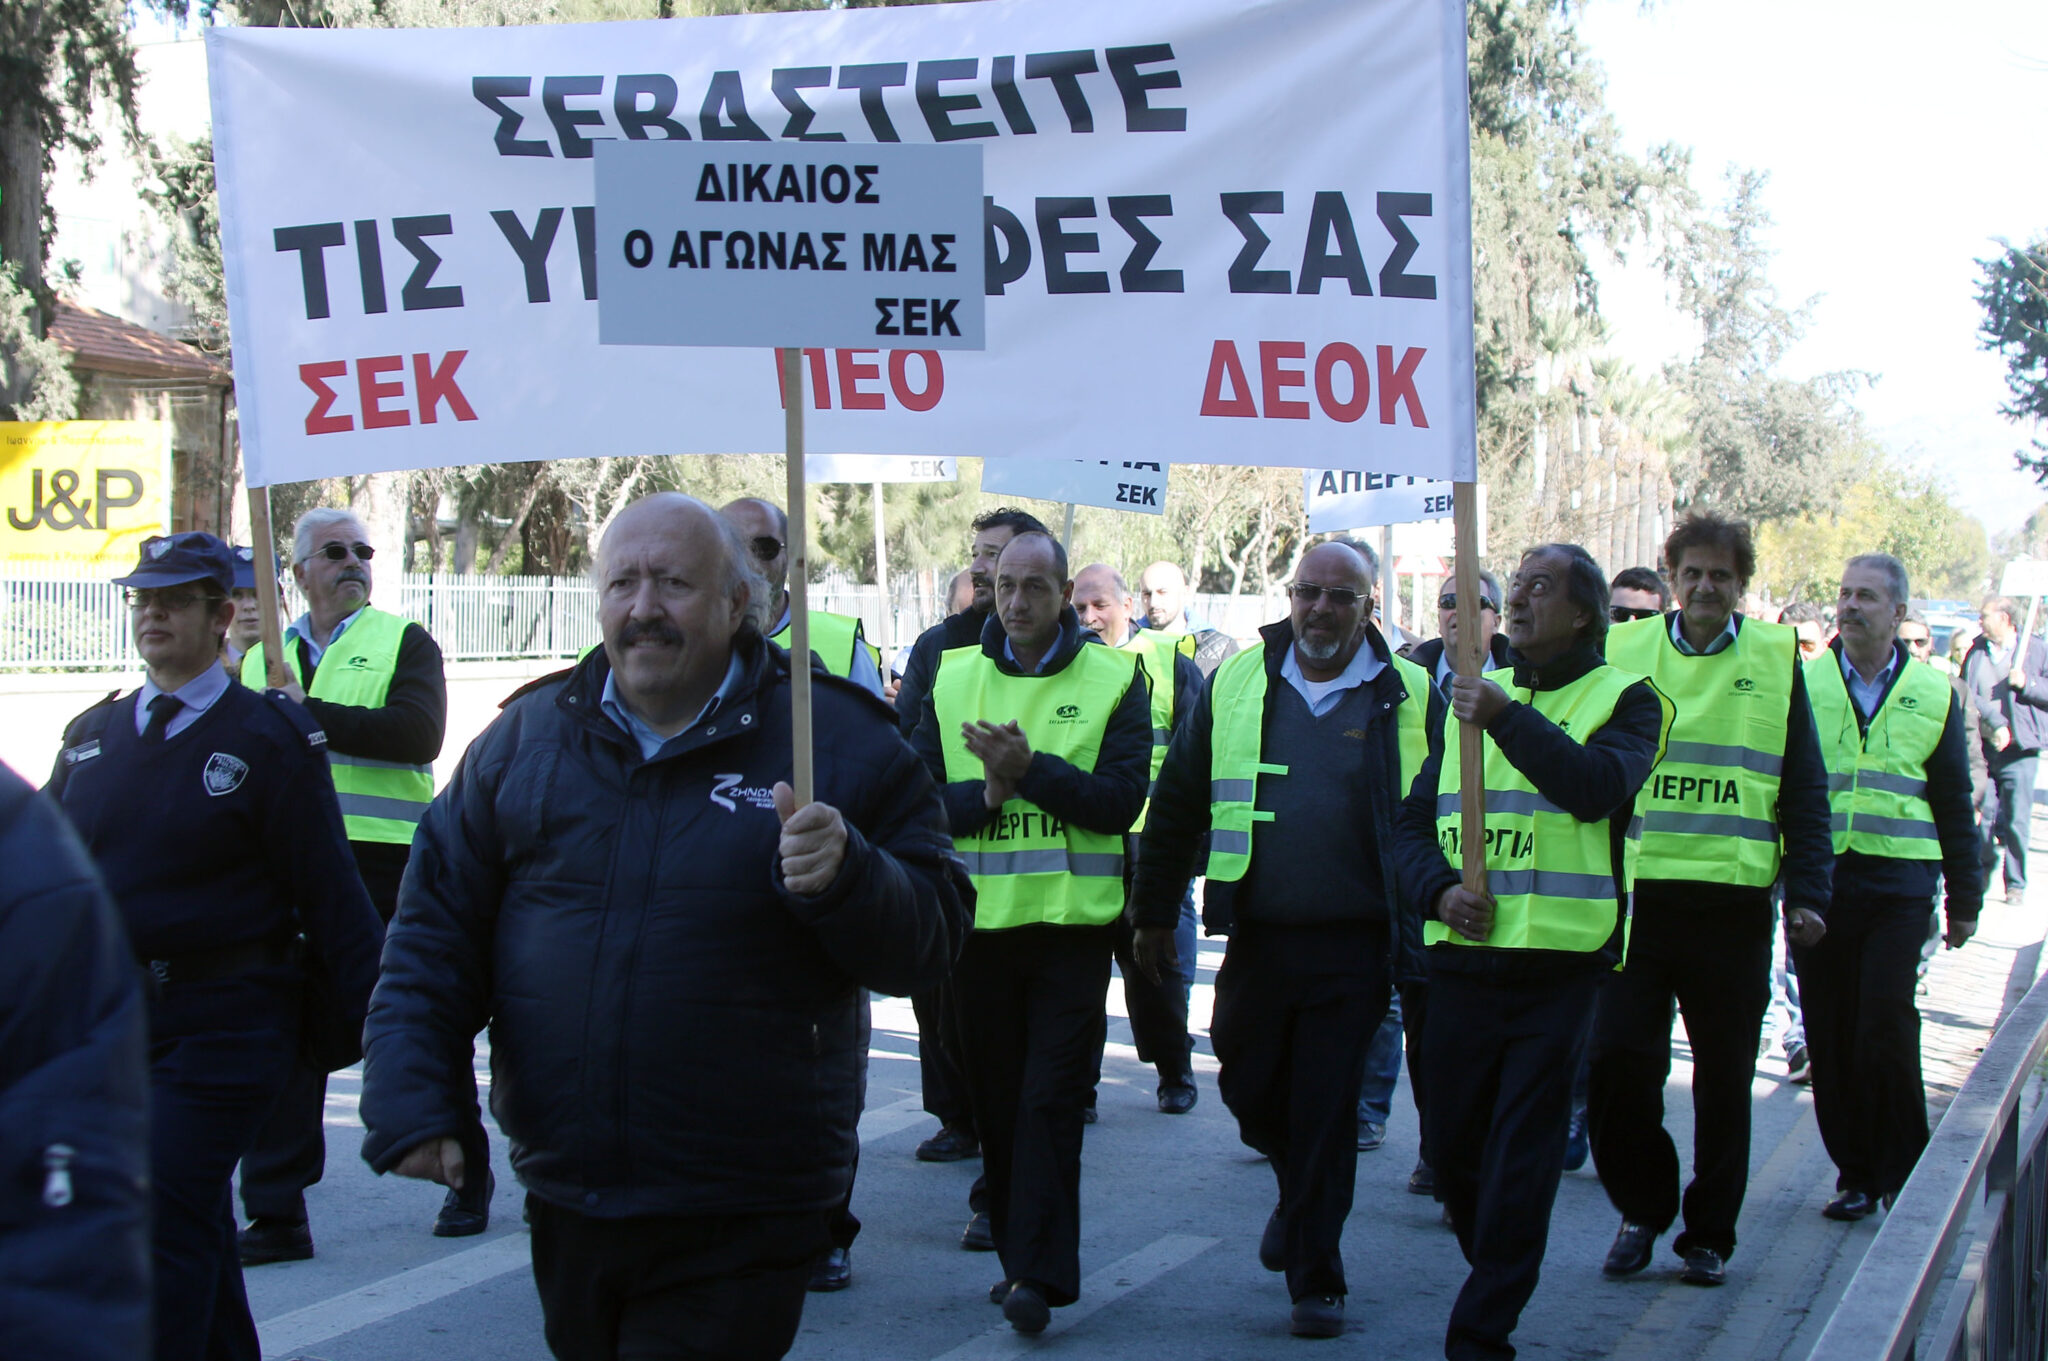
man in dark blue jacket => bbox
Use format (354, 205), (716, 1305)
(360, 494), (970, 1361)
(1962, 595), (2048, 907)
(0, 764), (149, 1361)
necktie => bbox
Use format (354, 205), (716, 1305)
(142, 693), (185, 744)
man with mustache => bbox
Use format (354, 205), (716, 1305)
(1799, 554), (1982, 1222)
(1132, 541), (1432, 1338)
(892, 507), (1048, 1177)
(1589, 513), (1833, 1286)
(909, 531), (1151, 1333)
(236, 506), (462, 1260)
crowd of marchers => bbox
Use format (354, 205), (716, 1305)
(3, 491), (2019, 1361)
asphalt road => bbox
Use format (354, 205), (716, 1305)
(239, 879), (2048, 1361)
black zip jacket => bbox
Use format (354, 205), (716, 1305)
(291, 616), (447, 766)
(908, 606), (1152, 842)
(896, 608), (989, 739)
(1130, 620), (1420, 959)
(1392, 640), (1666, 980)
(1822, 638), (1984, 923)
(359, 631), (972, 1219)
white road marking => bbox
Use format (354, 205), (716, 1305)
(258, 1233), (532, 1360)
(928, 1233), (1220, 1358)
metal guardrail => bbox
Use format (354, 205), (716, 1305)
(1807, 966), (2048, 1361)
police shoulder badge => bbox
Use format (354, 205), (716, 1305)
(203, 752), (250, 796)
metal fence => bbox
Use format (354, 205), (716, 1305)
(1, 566), (1287, 671)
(1806, 961), (2048, 1361)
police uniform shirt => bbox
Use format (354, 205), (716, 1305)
(136, 664), (232, 741)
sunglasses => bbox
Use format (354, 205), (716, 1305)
(310, 542), (376, 563)
(1902, 635), (1933, 649)
(1438, 594), (1499, 614)
(750, 536), (784, 561)
(1288, 583), (1364, 606)
(1610, 605), (1661, 623)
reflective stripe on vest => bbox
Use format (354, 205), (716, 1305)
(1204, 643), (1430, 883)
(1603, 615), (1797, 887)
(1805, 655), (1947, 859)
(1117, 630), (1183, 833)
(241, 607), (433, 845)
(932, 642), (1143, 929)
(1430, 663), (1672, 953)
(770, 610), (867, 680)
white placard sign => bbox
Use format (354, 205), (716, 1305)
(1303, 469), (1456, 531)
(981, 458), (1169, 516)
(207, 0), (1475, 486)
(806, 453), (956, 483)
(595, 143), (984, 350)
(2001, 560), (2048, 598)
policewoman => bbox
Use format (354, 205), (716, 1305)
(1798, 553), (1982, 1222)
(909, 530), (1151, 1334)
(47, 532), (382, 1361)
(1393, 543), (1671, 1361)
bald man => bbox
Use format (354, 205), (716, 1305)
(722, 498), (883, 697)
(1138, 561), (1241, 677)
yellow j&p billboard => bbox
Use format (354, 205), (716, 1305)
(1, 422), (170, 565)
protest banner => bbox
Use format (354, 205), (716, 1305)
(206, 0), (1476, 486)
(805, 454), (955, 483)
(981, 458), (1168, 516)
(1, 422), (169, 566)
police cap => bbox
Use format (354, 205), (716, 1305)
(114, 532), (234, 593)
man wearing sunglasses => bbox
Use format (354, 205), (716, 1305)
(1131, 541), (1431, 1338)
(722, 498), (883, 698)
(1412, 567), (1510, 702)
(1609, 566), (1669, 624)
(1589, 513), (1833, 1287)
(238, 506), (461, 1261)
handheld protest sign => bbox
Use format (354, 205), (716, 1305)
(247, 485), (290, 691)
(596, 142), (985, 809)
(1452, 481), (1487, 895)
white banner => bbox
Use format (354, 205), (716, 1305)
(208, 0), (1474, 487)
(2001, 561), (2048, 598)
(1303, 468), (1457, 532)
(805, 453), (955, 483)
(980, 457), (1168, 515)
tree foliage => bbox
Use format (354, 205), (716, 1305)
(0, 264), (79, 418)
(1754, 453), (1989, 605)
(1977, 235), (2048, 479)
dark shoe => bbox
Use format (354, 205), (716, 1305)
(1355, 1120), (1386, 1152)
(1786, 1042), (1812, 1084)
(1003, 1281), (1050, 1334)
(1259, 1205), (1285, 1272)
(238, 1217), (313, 1266)
(433, 1168), (493, 1238)
(961, 1211), (995, 1251)
(2009, 887), (2026, 908)
(1603, 1221), (1655, 1277)
(1157, 1080), (1198, 1115)
(989, 1279), (1014, 1305)
(1081, 1105), (1098, 1125)
(916, 1125), (981, 1162)
(1407, 1160), (1436, 1196)
(1679, 1246), (1726, 1286)
(808, 1245), (851, 1292)
(1824, 1190), (1877, 1221)
(1564, 1105), (1589, 1172)
(1290, 1294), (1344, 1338)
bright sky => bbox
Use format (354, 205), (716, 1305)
(1578, 0), (2048, 537)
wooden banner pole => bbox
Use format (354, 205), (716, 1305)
(1452, 481), (1487, 895)
(1061, 501), (1076, 557)
(781, 347), (814, 805)
(246, 484), (289, 691)
(870, 481), (892, 658)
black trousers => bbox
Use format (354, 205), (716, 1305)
(1089, 905), (1197, 1095)
(151, 979), (297, 1361)
(953, 923), (1114, 1306)
(1211, 924), (1389, 1301)
(911, 979), (975, 1134)
(1587, 884), (1773, 1258)
(1985, 748), (2037, 894)
(527, 1198), (831, 1361)
(1400, 978), (1431, 1148)
(1424, 962), (1602, 1361)
(242, 841), (493, 1223)
(1794, 890), (1934, 1197)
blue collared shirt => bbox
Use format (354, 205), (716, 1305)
(770, 605), (885, 698)
(1001, 633), (1060, 674)
(1670, 611), (1740, 657)
(285, 604), (368, 668)
(601, 652), (745, 761)
(1841, 648), (1898, 720)
(135, 663), (232, 740)
(1282, 634), (1385, 716)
